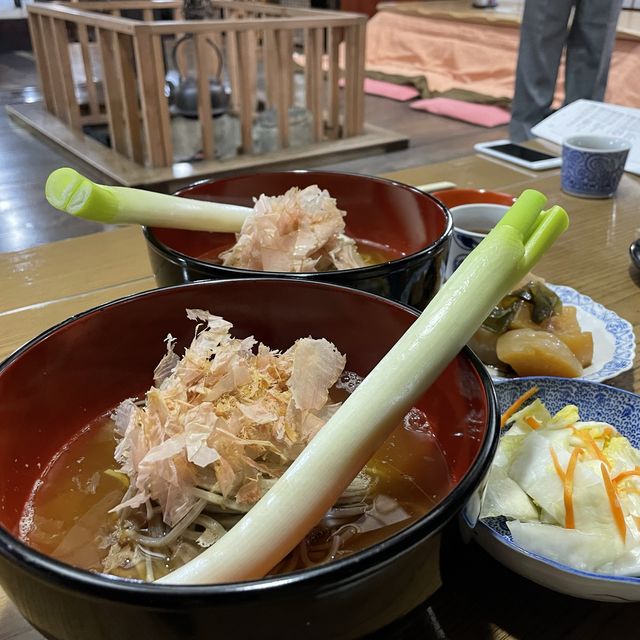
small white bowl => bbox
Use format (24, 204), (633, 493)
(444, 203), (510, 279)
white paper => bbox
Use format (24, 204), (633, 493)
(531, 100), (640, 176)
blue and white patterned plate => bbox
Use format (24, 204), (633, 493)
(487, 284), (636, 383)
(462, 377), (640, 601)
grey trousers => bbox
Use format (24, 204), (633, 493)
(509, 0), (624, 142)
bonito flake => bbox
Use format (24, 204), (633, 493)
(219, 185), (366, 272)
(112, 310), (346, 526)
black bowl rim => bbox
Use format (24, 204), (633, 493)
(0, 278), (498, 603)
(630, 239), (640, 271)
(143, 170), (453, 278)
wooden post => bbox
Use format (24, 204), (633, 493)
(281, 29), (294, 109)
(133, 30), (169, 167)
(27, 13), (55, 114)
(354, 20), (366, 136)
(195, 33), (215, 160)
(273, 29), (289, 148)
(77, 25), (101, 117)
(97, 28), (129, 155)
(151, 33), (173, 164)
(41, 17), (65, 119)
(51, 17), (82, 130)
(342, 24), (357, 138)
(263, 28), (278, 111)
(117, 33), (144, 163)
(244, 29), (258, 123)
(226, 28), (241, 113)
(304, 28), (311, 113)
(236, 30), (255, 153)
(326, 26), (341, 140)
(307, 28), (324, 143)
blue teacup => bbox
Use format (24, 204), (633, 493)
(561, 135), (630, 199)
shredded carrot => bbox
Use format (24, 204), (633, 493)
(601, 463), (627, 542)
(563, 447), (582, 529)
(550, 446), (565, 482)
(525, 416), (541, 430)
(613, 467), (640, 485)
(500, 386), (540, 428)
(574, 430), (611, 470)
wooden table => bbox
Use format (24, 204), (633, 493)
(1, 153), (639, 639)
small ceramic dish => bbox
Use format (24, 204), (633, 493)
(487, 284), (635, 384)
(462, 377), (640, 602)
(430, 189), (516, 280)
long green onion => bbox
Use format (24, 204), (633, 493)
(45, 168), (251, 233)
(157, 189), (569, 585)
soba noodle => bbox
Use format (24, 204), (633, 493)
(20, 312), (452, 581)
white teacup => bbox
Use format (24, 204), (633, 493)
(444, 203), (510, 279)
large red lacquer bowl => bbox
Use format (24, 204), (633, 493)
(143, 171), (452, 310)
(0, 279), (498, 640)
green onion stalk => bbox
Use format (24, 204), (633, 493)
(45, 168), (251, 233)
(155, 189), (569, 585)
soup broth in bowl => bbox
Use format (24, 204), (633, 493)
(0, 279), (498, 640)
(22, 380), (452, 580)
(143, 171), (452, 310)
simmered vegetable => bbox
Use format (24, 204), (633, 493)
(496, 329), (583, 378)
(469, 276), (593, 377)
(482, 279), (562, 334)
(546, 306), (594, 367)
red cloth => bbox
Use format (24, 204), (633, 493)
(410, 97), (511, 127)
(365, 10), (640, 109)
(339, 77), (420, 101)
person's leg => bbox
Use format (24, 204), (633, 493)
(564, 0), (624, 104)
(509, 0), (574, 142)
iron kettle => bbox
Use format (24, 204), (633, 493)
(166, 34), (231, 118)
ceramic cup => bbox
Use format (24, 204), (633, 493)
(444, 203), (510, 279)
(561, 135), (630, 198)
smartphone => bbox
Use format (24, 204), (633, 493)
(474, 139), (562, 170)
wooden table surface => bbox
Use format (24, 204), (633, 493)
(1, 153), (639, 639)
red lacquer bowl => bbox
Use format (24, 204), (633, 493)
(144, 171), (452, 310)
(0, 279), (498, 640)
(431, 188), (516, 209)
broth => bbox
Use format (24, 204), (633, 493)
(20, 378), (451, 580)
(197, 238), (405, 269)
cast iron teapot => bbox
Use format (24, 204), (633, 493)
(166, 34), (231, 118)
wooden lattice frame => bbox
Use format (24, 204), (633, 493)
(27, 0), (367, 168)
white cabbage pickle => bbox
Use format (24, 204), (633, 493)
(481, 392), (640, 575)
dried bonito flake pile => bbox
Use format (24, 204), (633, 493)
(219, 185), (366, 272)
(112, 310), (346, 526)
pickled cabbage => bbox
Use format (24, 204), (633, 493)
(481, 392), (640, 575)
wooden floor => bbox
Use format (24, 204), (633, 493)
(0, 50), (509, 254)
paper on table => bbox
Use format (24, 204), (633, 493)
(531, 99), (640, 176)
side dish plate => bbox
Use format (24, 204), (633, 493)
(486, 284), (635, 383)
(462, 377), (640, 602)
